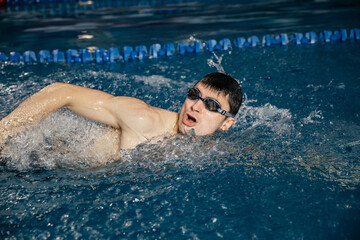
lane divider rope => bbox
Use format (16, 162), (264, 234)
(1, 28), (359, 64)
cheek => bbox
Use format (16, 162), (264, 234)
(178, 103), (190, 134)
(179, 100), (188, 112)
(204, 111), (213, 117)
(179, 102), (188, 116)
(203, 111), (222, 124)
(199, 114), (224, 132)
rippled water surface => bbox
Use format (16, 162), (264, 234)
(1, 0), (360, 239)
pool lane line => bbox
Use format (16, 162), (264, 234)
(1, 28), (359, 64)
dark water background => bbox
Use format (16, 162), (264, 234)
(1, 0), (360, 239)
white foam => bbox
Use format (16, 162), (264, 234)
(301, 110), (324, 124)
(118, 132), (226, 173)
(236, 96), (294, 137)
(2, 110), (121, 170)
(133, 75), (174, 88)
(345, 140), (360, 147)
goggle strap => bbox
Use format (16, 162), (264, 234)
(219, 109), (235, 118)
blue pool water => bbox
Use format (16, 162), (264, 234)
(1, 0), (360, 239)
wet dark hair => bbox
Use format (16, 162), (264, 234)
(196, 72), (243, 116)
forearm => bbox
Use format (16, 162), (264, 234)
(0, 82), (69, 145)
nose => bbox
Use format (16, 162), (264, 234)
(190, 99), (205, 113)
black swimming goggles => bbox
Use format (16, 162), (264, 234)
(187, 88), (235, 118)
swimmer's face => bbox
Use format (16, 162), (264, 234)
(178, 83), (235, 136)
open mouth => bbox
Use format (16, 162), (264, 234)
(183, 113), (197, 127)
(187, 114), (197, 123)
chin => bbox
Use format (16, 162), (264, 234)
(179, 123), (214, 136)
(180, 125), (196, 136)
(186, 128), (212, 136)
(183, 127), (195, 135)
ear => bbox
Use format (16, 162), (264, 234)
(220, 117), (235, 131)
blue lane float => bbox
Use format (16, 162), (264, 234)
(0, 28), (359, 64)
(53, 49), (65, 63)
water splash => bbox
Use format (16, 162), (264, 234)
(207, 52), (225, 73)
(345, 140), (360, 147)
(301, 109), (324, 124)
(0, 63), (359, 190)
(235, 95), (295, 137)
(1, 107), (229, 172)
(1, 97), (359, 189)
(133, 75), (173, 88)
(1, 109), (121, 171)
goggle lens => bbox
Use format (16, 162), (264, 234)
(203, 99), (221, 112)
(187, 88), (222, 112)
(187, 88), (199, 101)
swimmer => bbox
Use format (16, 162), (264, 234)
(0, 72), (243, 152)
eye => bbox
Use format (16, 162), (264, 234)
(205, 99), (221, 111)
(187, 88), (199, 100)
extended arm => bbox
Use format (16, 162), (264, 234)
(0, 82), (177, 149)
(0, 82), (120, 146)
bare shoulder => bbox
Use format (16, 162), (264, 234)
(109, 96), (177, 137)
(109, 96), (167, 122)
(111, 96), (150, 108)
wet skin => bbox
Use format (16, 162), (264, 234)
(178, 83), (235, 136)
(0, 82), (236, 154)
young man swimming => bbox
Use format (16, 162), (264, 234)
(0, 72), (243, 152)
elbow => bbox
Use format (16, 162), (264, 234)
(43, 82), (73, 93)
(41, 82), (72, 106)
(46, 82), (68, 90)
